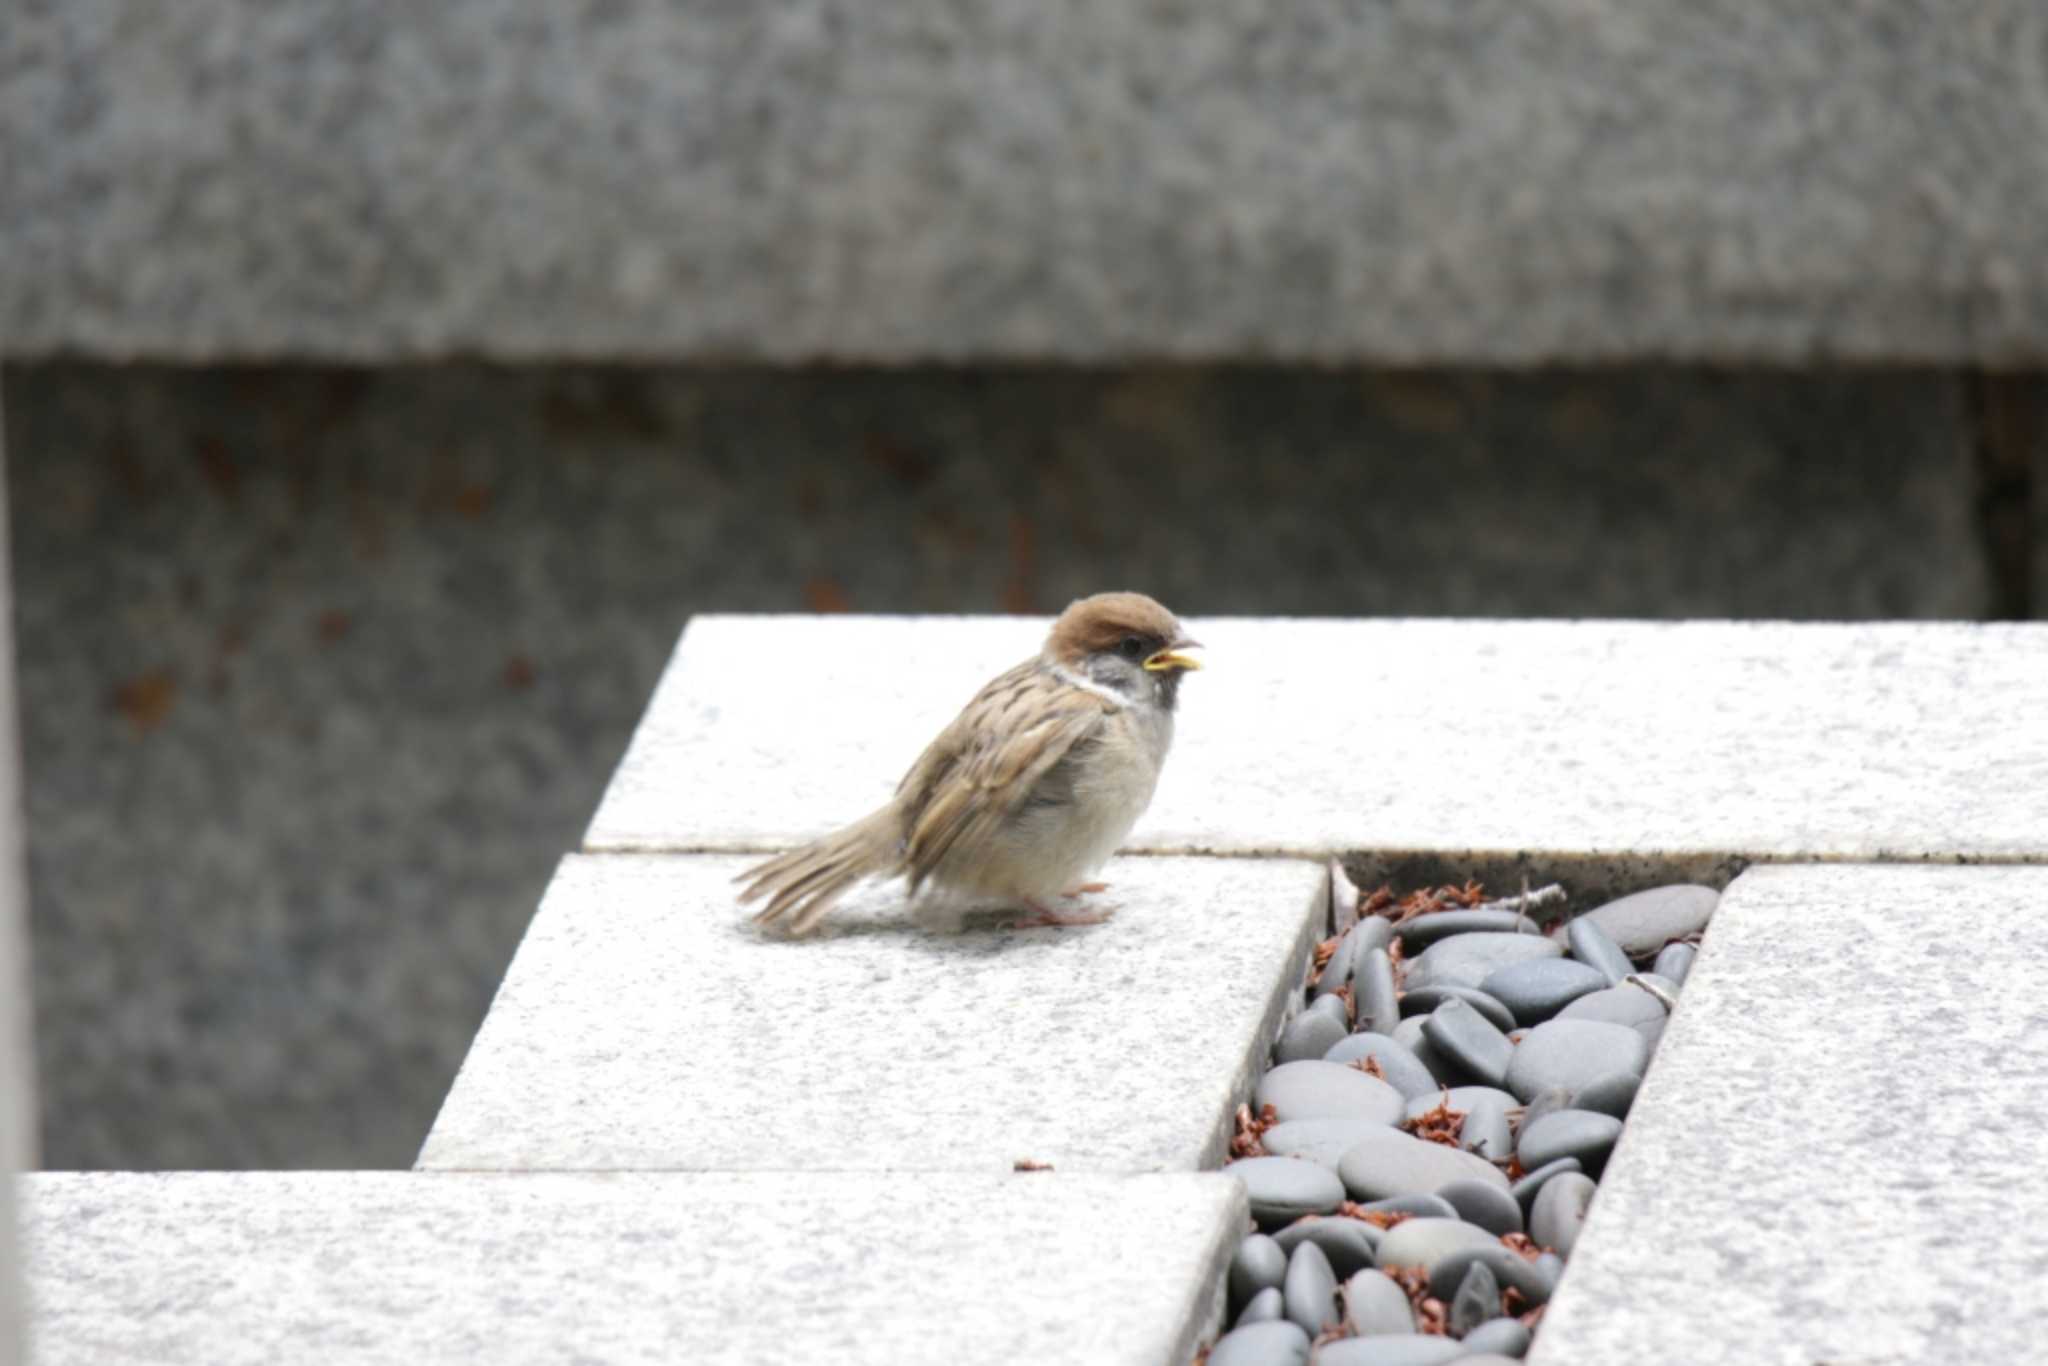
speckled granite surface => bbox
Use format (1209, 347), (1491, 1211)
(1533, 863), (2048, 1365)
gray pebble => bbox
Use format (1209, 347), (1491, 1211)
(1338, 1127), (1511, 1200)
(1390, 1014), (1430, 1052)
(1529, 1170), (1597, 1255)
(1355, 947), (1401, 1035)
(1449, 1258), (1501, 1337)
(1396, 910), (1542, 948)
(1374, 1217), (1499, 1274)
(1226, 1155), (1347, 1229)
(1435, 1178), (1523, 1236)
(1282, 1240), (1340, 1336)
(1426, 1244), (1554, 1306)
(1313, 1336), (1463, 1366)
(1263, 1118), (1396, 1171)
(1422, 999), (1515, 1087)
(1396, 984), (1518, 1033)
(1323, 1032), (1441, 1100)
(1636, 1014), (1668, 1055)
(1518, 1086), (1574, 1134)
(1651, 939), (1697, 985)
(1342, 1268), (1416, 1336)
(1565, 915), (1635, 986)
(1313, 927), (1362, 1000)
(1505, 1019), (1649, 1102)
(1459, 1317), (1532, 1357)
(1236, 1286), (1285, 1327)
(1353, 916), (1394, 960)
(1229, 1233), (1288, 1314)
(1309, 991), (1351, 1024)
(1460, 1093), (1514, 1164)
(1556, 981), (1669, 1028)
(1579, 884), (1719, 957)
(1205, 1319), (1312, 1366)
(1479, 957), (1610, 1026)
(1405, 933), (1562, 992)
(1517, 1109), (1624, 1173)
(1508, 1157), (1583, 1212)
(1534, 1251), (1565, 1287)
(1273, 1216), (1382, 1278)
(1256, 1061), (1406, 1125)
(1275, 1007), (1350, 1064)
(1573, 1070), (1641, 1119)
(1403, 1085), (1516, 1124)
(1354, 1192), (1458, 1220)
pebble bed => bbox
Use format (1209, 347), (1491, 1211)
(1198, 871), (1718, 1366)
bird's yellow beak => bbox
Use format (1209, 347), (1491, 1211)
(1143, 642), (1204, 672)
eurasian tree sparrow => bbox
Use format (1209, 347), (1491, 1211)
(737, 592), (1203, 935)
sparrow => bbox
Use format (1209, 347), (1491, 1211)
(737, 591), (1203, 936)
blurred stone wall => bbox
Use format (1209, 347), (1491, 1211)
(1, 362), (2026, 1168)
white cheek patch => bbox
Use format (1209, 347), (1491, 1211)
(1049, 663), (1129, 709)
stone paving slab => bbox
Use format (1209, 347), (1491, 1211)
(585, 615), (2048, 861)
(1532, 862), (2048, 1366)
(25, 1170), (1240, 1366)
(419, 852), (1322, 1173)
(12, 5), (2048, 363)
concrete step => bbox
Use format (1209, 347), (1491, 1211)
(24, 1170), (1239, 1366)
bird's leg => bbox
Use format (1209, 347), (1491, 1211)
(1011, 897), (1117, 929)
(1060, 881), (1110, 898)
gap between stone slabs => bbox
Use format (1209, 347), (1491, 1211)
(1531, 862), (2048, 1366)
(419, 852), (1325, 1174)
(582, 616), (2048, 861)
(23, 1171), (1240, 1366)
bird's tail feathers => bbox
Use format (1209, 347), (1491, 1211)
(734, 808), (901, 936)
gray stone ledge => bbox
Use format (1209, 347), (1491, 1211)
(25, 1170), (1240, 1366)
(418, 852), (1323, 1173)
(586, 615), (2048, 861)
(11, 3), (2048, 362)
(1532, 862), (2048, 1365)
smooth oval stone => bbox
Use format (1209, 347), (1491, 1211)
(1227, 1155), (1347, 1228)
(1354, 1192), (1458, 1220)
(1353, 916), (1395, 960)
(1505, 1019), (1649, 1101)
(1263, 1118), (1395, 1171)
(1556, 981), (1669, 1028)
(1373, 1217), (1499, 1274)
(1396, 984), (1517, 1033)
(1236, 1286), (1285, 1327)
(1427, 1244), (1554, 1306)
(1449, 1258), (1501, 1337)
(1574, 1070), (1641, 1118)
(1652, 939), (1698, 985)
(1338, 1127), (1512, 1200)
(1530, 1170), (1597, 1255)
(1256, 1061), (1406, 1125)
(1422, 999), (1515, 1086)
(1323, 1032), (1440, 1100)
(1565, 915), (1634, 986)
(1390, 1014), (1429, 1052)
(1275, 1008), (1350, 1064)
(1636, 1014), (1668, 1055)
(1228, 1233), (1289, 1313)
(1534, 1251), (1565, 1287)
(1314, 1336), (1463, 1366)
(1342, 1268), (1415, 1336)
(1396, 909), (1541, 948)
(1518, 1110), (1624, 1173)
(1309, 990), (1351, 1024)
(1436, 1178), (1523, 1236)
(1206, 1319), (1312, 1366)
(1459, 1317), (1532, 1357)
(1402, 1085), (1517, 1122)
(1405, 933), (1563, 992)
(1479, 958), (1610, 1026)
(1519, 1086), (1574, 1134)
(1460, 1093), (1514, 1164)
(1273, 1216), (1381, 1278)
(1313, 926), (1362, 999)
(1355, 947), (1401, 1035)
(1578, 884), (1719, 956)
(1395, 1022), (1461, 1087)
(1282, 1240), (1339, 1336)
(1508, 1157), (1583, 1212)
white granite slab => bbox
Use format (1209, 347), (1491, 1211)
(25, 1170), (1240, 1366)
(584, 615), (2048, 862)
(418, 852), (1323, 1173)
(1532, 863), (2048, 1366)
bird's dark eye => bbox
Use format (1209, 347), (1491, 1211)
(1118, 635), (1145, 659)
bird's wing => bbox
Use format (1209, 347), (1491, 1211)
(897, 661), (1115, 893)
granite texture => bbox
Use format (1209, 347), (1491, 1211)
(11, 4), (2048, 361)
(586, 616), (2048, 859)
(5, 361), (1995, 1171)
(0, 390), (28, 1366)
(1531, 863), (2048, 1365)
(24, 1170), (1241, 1365)
(419, 853), (1323, 1173)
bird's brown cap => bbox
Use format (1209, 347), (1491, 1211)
(1045, 592), (1202, 671)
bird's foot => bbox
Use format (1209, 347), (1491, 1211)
(1060, 881), (1111, 898)
(1011, 897), (1117, 929)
